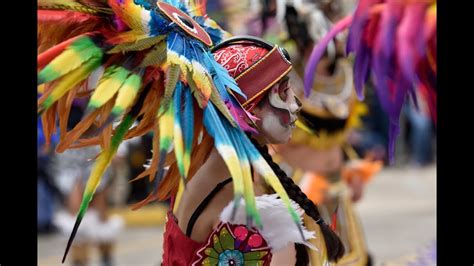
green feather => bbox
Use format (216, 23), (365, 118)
(209, 83), (237, 127)
(62, 114), (135, 263)
(87, 66), (130, 110)
(107, 35), (166, 54)
(38, 36), (103, 84)
(111, 72), (143, 116)
(40, 57), (102, 111)
(160, 64), (181, 114)
(38, 0), (112, 15)
(185, 70), (206, 109)
(140, 41), (167, 67)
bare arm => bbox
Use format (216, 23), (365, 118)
(271, 244), (297, 266)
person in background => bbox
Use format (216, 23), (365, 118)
(348, 83), (389, 163)
(403, 100), (435, 166)
(52, 105), (124, 266)
(244, 0), (381, 264)
(38, 118), (61, 234)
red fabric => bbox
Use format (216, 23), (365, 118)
(213, 44), (269, 78)
(213, 44), (269, 107)
(162, 212), (203, 265)
(213, 43), (292, 109)
(162, 212), (273, 265)
(233, 47), (292, 109)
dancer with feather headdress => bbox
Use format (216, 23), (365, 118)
(37, 0), (345, 264)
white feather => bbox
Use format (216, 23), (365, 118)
(89, 215), (124, 242)
(220, 194), (317, 251)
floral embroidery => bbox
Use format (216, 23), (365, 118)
(193, 223), (272, 266)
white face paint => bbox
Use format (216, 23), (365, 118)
(253, 76), (302, 144)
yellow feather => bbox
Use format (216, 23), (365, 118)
(49, 50), (84, 77)
(112, 73), (141, 114)
(172, 179), (185, 213)
(89, 67), (130, 108)
(84, 149), (113, 195)
(43, 62), (95, 108)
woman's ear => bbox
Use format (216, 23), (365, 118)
(277, 80), (290, 101)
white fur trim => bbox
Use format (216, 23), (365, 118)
(220, 194), (317, 252)
(53, 210), (98, 242)
(53, 210), (124, 243)
(89, 215), (124, 242)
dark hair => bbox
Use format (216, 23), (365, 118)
(252, 139), (345, 263)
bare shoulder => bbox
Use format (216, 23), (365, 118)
(175, 169), (234, 242)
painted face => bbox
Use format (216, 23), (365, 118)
(252, 76), (302, 144)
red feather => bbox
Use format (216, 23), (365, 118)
(37, 34), (84, 69)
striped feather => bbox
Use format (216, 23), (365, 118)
(186, 70), (207, 108)
(61, 114), (135, 263)
(107, 35), (165, 53)
(38, 35), (103, 84)
(203, 103), (244, 220)
(88, 66), (130, 110)
(182, 88), (194, 177)
(228, 127), (261, 228)
(38, 0), (112, 15)
(154, 101), (175, 185)
(190, 61), (212, 106)
(111, 71), (143, 116)
(165, 33), (192, 76)
(161, 64), (181, 113)
(108, 0), (152, 34)
(40, 58), (101, 111)
(140, 40), (167, 67)
(38, 34), (88, 69)
(172, 83), (186, 178)
(209, 84), (237, 127)
(240, 134), (303, 235)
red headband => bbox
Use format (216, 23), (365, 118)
(213, 43), (292, 110)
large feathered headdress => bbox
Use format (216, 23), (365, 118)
(37, 0), (302, 262)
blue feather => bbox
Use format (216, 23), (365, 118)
(182, 87), (194, 165)
(204, 52), (246, 98)
(167, 32), (186, 57)
(226, 122), (261, 227)
(194, 16), (225, 44)
(150, 11), (171, 36)
(203, 103), (244, 212)
(173, 82), (185, 177)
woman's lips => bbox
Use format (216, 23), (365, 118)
(289, 119), (297, 128)
(282, 117), (297, 129)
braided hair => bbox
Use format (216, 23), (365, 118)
(252, 139), (345, 263)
